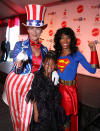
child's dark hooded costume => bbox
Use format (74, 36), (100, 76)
(26, 69), (65, 131)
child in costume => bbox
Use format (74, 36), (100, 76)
(26, 51), (65, 131)
(54, 27), (99, 131)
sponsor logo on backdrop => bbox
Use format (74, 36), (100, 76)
(76, 38), (81, 46)
(50, 19), (53, 25)
(95, 14), (100, 22)
(93, 14), (100, 26)
(73, 17), (86, 21)
(76, 26), (81, 36)
(62, 9), (68, 19)
(61, 21), (67, 28)
(74, 17), (86, 36)
(49, 19), (54, 28)
(91, 4), (100, 26)
(47, 39), (53, 50)
(91, 4), (100, 9)
(49, 30), (53, 36)
(92, 28), (99, 36)
(48, 11), (56, 16)
(77, 5), (84, 13)
(76, 26), (80, 33)
(88, 40), (100, 44)
(64, 9), (67, 16)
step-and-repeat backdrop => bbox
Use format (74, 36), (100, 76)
(40, 0), (100, 78)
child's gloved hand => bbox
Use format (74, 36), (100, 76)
(52, 71), (59, 86)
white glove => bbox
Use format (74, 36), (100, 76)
(16, 50), (28, 61)
(52, 71), (59, 86)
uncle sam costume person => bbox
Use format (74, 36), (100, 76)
(2, 4), (59, 131)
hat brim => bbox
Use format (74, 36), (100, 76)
(22, 23), (47, 30)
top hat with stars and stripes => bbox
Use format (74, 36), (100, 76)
(23, 4), (47, 29)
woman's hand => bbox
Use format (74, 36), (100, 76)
(34, 112), (39, 122)
(88, 41), (96, 51)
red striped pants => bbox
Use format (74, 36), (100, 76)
(4, 71), (34, 131)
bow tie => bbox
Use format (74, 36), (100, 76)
(30, 40), (41, 48)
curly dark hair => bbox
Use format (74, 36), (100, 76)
(54, 27), (78, 58)
(42, 50), (57, 64)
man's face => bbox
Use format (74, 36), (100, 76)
(27, 27), (43, 42)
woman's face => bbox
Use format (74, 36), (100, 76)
(43, 58), (56, 77)
(27, 27), (43, 42)
(60, 34), (71, 49)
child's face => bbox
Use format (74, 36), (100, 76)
(43, 58), (56, 77)
(60, 34), (71, 50)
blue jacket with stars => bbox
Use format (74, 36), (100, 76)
(13, 38), (48, 74)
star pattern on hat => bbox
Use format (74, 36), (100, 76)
(32, 21), (37, 26)
(40, 21), (43, 26)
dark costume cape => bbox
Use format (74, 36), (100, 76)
(26, 69), (65, 131)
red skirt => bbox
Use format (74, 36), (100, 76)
(4, 71), (34, 131)
(59, 83), (78, 116)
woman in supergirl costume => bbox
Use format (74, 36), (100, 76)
(54, 27), (99, 131)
